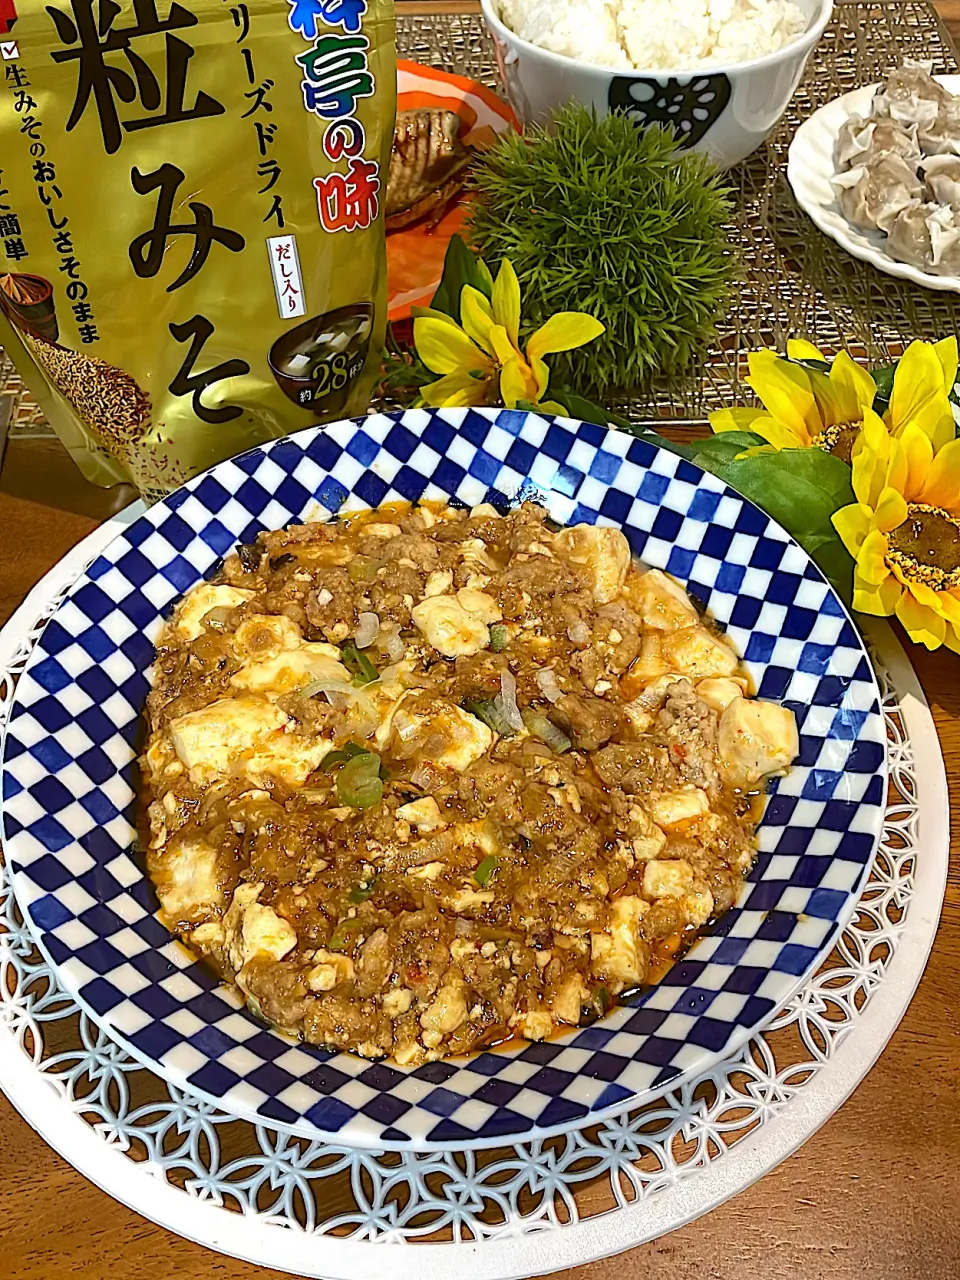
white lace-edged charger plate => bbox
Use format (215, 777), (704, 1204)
(788, 74), (960, 291)
(0, 505), (949, 1279)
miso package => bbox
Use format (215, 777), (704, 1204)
(0, 0), (395, 497)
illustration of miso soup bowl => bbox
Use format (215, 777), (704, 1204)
(0, 271), (59, 343)
(268, 304), (374, 417)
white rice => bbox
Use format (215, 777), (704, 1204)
(496, 0), (808, 72)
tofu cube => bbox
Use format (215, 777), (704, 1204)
(718, 696), (799, 784)
(631, 569), (699, 631)
(553, 525), (631, 604)
(171, 584), (254, 641)
(152, 835), (223, 925)
(411, 596), (490, 657)
(590, 895), (648, 989)
(661, 625), (740, 679)
(647, 789), (710, 828)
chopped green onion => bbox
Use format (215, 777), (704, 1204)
(322, 741), (369, 770)
(348, 555), (378, 582)
(489, 623), (509, 652)
(463, 698), (499, 731)
(336, 751), (384, 809)
(341, 641), (379, 685)
(328, 919), (364, 951)
(595, 986), (611, 1013)
(474, 855), (499, 886)
(464, 697), (516, 735)
(348, 876), (377, 903)
(477, 926), (521, 943)
(521, 709), (571, 754)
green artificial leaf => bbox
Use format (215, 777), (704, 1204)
(431, 234), (494, 320)
(548, 386), (634, 430)
(790, 355), (831, 374)
(688, 431), (769, 468)
(754, 444), (858, 510)
(692, 447), (856, 601)
(871, 362), (896, 415)
(509, 390), (632, 430)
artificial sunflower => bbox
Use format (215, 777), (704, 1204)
(412, 259), (604, 411)
(832, 407), (960, 651)
(710, 336), (958, 462)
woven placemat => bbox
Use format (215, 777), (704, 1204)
(2, 0), (958, 439)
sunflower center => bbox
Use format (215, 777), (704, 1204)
(886, 504), (960, 591)
(811, 421), (861, 465)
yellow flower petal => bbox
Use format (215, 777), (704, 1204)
(410, 305), (461, 326)
(526, 312), (605, 361)
(749, 414), (816, 452)
(903, 578), (946, 613)
(709, 407), (768, 434)
(418, 371), (491, 408)
(853, 570), (903, 616)
(885, 436), (909, 498)
(917, 437), (960, 514)
(934, 335), (959, 393)
(852, 409), (892, 509)
(746, 351), (820, 445)
(889, 339), (945, 421)
(857, 528), (892, 584)
(786, 338), (827, 363)
(936, 589), (960, 626)
(895, 589), (947, 649)
(477, 258), (495, 296)
(414, 316), (493, 378)
(873, 486), (909, 533)
(805, 353), (872, 429)
(499, 356), (538, 409)
(888, 339), (955, 450)
(898, 422), (935, 502)
(459, 286), (496, 355)
(488, 323), (515, 368)
(827, 350), (877, 421)
(944, 622), (960, 654)
(492, 259), (521, 348)
(832, 503), (872, 556)
(530, 353), (550, 400)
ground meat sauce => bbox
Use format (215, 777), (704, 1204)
(142, 502), (798, 1065)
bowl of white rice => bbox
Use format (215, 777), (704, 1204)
(480, 0), (832, 166)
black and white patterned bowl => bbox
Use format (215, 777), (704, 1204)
(480, 0), (833, 167)
(0, 409), (885, 1150)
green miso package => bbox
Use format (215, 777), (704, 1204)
(0, 0), (395, 497)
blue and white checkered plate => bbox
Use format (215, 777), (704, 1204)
(0, 409), (886, 1151)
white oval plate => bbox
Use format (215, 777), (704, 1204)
(787, 74), (960, 292)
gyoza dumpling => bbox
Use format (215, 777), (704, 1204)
(921, 153), (960, 204)
(887, 203), (960, 274)
(832, 152), (923, 233)
(874, 59), (953, 131)
(836, 115), (921, 170)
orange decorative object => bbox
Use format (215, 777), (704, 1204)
(387, 61), (518, 322)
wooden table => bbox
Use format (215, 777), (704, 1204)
(2, 8), (960, 1279)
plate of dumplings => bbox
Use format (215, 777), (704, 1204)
(788, 59), (960, 290)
